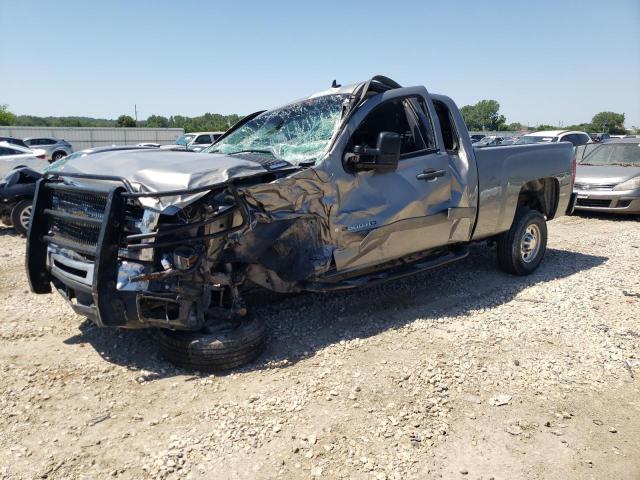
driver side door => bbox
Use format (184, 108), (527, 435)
(331, 89), (458, 272)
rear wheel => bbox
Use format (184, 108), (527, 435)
(156, 316), (267, 371)
(496, 207), (547, 275)
(11, 200), (33, 236)
(52, 151), (67, 162)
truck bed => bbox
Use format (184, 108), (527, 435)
(471, 143), (574, 240)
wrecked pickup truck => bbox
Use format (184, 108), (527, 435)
(26, 76), (575, 371)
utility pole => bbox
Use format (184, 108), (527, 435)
(134, 104), (138, 126)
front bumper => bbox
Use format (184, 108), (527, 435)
(26, 178), (206, 330)
(573, 188), (640, 214)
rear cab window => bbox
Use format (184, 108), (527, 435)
(432, 100), (460, 153)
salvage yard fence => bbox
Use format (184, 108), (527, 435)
(0, 126), (184, 151)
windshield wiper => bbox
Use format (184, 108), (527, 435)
(227, 149), (275, 156)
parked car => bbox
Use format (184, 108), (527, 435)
(573, 138), (640, 214)
(0, 167), (42, 235)
(0, 142), (49, 177)
(26, 75), (574, 371)
(474, 136), (504, 147)
(590, 132), (611, 142)
(516, 130), (591, 147)
(23, 138), (73, 162)
(162, 132), (225, 152)
(470, 134), (486, 143)
(0, 136), (29, 148)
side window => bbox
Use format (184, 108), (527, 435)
(25, 139), (36, 145)
(562, 134), (578, 146)
(0, 147), (16, 155)
(42, 139), (55, 145)
(578, 134), (590, 145)
(350, 96), (434, 156)
(433, 100), (459, 152)
(195, 135), (211, 144)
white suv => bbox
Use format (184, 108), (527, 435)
(516, 130), (591, 147)
(164, 132), (225, 152)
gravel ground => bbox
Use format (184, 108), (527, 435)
(0, 213), (639, 480)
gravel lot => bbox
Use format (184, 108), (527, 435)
(1, 213), (639, 480)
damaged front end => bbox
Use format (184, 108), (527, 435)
(26, 172), (261, 330)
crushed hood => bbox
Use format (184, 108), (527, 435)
(48, 149), (273, 211)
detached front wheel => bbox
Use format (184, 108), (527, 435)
(497, 207), (547, 275)
(156, 316), (266, 371)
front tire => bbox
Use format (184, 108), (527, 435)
(156, 316), (266, 371)
(497, 207), (547, 275)
(11, 200), (33, 236)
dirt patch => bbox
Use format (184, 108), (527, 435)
(0, 213), (639, 479)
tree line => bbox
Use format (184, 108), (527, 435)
(459, 100), (628, 134)
(0, 102), (631, 135)
(0, 104), (242, 133)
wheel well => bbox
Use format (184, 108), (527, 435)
(52, 150), (67, 158)
(517, 178), (559, 219)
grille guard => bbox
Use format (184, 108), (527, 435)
(27, 178), (126, 326)
(26, 172), (249, 327)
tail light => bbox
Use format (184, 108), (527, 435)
(36, 153), (46, 160)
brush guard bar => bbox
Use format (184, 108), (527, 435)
(26, 172), (249, 327)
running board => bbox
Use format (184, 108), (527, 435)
(304, 247), (469, 292)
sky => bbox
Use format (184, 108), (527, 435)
(1, 0), (639, 128)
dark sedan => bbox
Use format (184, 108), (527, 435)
(574, 138), (640, 214)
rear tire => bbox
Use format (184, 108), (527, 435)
(11, 200), (33, 236)
(52, 151), (67, 162)
(497, 207), (547, 275)
(156, 316), (266, 371)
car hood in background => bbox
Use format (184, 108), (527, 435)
(47, 149), (272, 211)
(575, 165), (640, 185)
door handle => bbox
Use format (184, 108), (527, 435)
(416, 169), (446, 181)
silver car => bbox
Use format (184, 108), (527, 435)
(23, 137), (73, 162)
(574, 138), (640, 214)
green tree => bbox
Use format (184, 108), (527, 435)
(460, 100), (506, 130)
(0, 104), (16, 125)
(146, 115), (169, 128)
(536, 124), (559, 131)
(591, 111), (625, 134)
(116, 115), (136, 127)
(460, 105), (477, 129)
(507, 122), (524, 131)
(565, 122), (595, 133)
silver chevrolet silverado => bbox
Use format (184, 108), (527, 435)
(26, 76), (575, 370)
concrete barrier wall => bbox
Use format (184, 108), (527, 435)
(0, 126), (184, 151)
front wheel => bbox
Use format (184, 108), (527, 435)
(156, 316), (267, 371)
(496, 208), (547, 275)
(11, 200), (33, 236)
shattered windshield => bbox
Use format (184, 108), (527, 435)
(205, 94), (348, 165)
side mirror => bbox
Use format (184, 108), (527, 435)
(345, 131), (401, 173)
